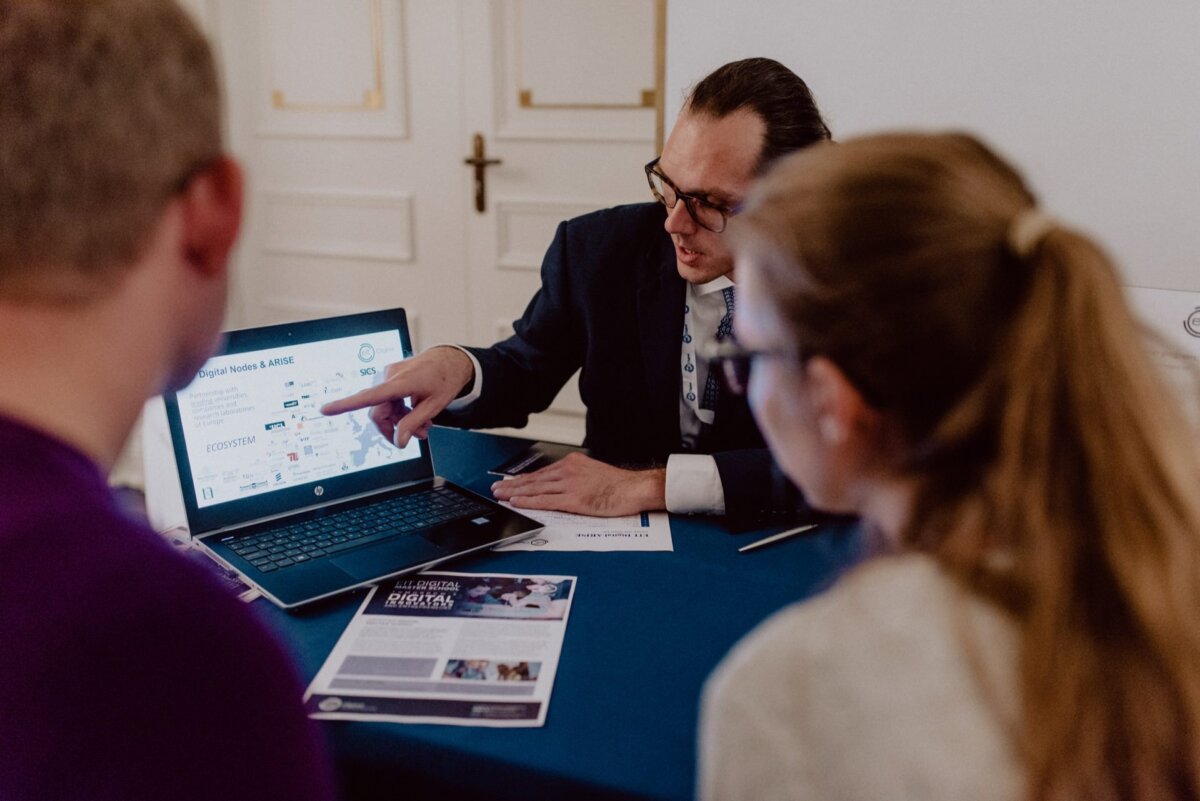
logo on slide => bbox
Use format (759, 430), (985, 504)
(357, 343), (376, 363)
(1185, 308), (1200, 338)
(314, 486), (325, 497)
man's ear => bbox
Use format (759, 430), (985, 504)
(180, 155), (243, 277)
(804, 356), (880, 448)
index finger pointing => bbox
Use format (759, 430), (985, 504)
(320, 384), (404, 416)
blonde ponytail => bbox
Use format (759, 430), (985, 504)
(738, 132), (1200, 801)
(998, 229), (1200, 800)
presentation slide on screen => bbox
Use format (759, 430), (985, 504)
(175, 330), (418, 508)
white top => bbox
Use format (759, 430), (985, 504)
(699, 553), (1023, 801)
(438, 276), (735, 514)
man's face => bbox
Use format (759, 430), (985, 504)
(161, 158), (243, 395)
(163, 274), (227, 394)
(162, 222), (232, 394)
(656, 108), (765, 284)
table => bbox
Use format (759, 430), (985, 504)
(253, 427), (863, 800)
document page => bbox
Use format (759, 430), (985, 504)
(494, 506), (673, 551)
(305, 571), (576, 727)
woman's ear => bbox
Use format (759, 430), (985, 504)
(804, 356), (881, 450)
(818, 414), (845, 444)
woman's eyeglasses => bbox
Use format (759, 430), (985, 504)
(702, 340), (809, 395)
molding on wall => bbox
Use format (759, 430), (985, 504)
(258, 298), (371, 320)
(493, 0), (657, 143)
(255, 0), (409, 140)
(495, 199), (604, 270)
(260, 188), (415, 263)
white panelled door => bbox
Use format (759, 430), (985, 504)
(208, 0), (662, 445)
(461, 0), (662, 443)
(213, 0), (470, 352)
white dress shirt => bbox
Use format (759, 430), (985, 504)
(667, 275), (734, 513)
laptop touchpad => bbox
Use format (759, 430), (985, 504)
(331, 536), (450, 581)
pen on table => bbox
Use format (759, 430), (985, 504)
(738, 524), (820, 553)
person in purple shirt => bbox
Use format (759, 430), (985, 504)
(0, 2), (336, 799)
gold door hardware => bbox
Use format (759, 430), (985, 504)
(463, 133), (502, 213)
(517, 89), (656, 109)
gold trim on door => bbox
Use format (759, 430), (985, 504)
(654, 0), (666, 153)
(513, 0), (666, 141)
(517, 89), (656, 110)
(270, 0), (386, 111)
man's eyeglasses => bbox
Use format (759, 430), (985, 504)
(644, 158), (739, 233)
(702, 340), (809, 396)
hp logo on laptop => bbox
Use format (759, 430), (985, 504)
(314, 486), (325, 497)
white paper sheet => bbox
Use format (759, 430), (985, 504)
(493, 506), (673, 551)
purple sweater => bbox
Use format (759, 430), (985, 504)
(0, 415), (337, 801)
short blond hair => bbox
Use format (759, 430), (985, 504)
(0, 0), (221, 301)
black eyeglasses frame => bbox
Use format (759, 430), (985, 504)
(644, 157), (740, 234)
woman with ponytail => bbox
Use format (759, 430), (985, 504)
(698, 132), (1200, 801)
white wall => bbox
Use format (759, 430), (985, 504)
(666, 0), (1200, 291)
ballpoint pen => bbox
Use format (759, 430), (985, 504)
(738, 524), (819, 553)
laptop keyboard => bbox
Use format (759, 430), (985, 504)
(226, 486), (490, 573)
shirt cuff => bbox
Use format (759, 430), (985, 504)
(435, 345), (483, 411)
(665, 454), (727, 515)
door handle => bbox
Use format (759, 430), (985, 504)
(463, 133), (502, 213)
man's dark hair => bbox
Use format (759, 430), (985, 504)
(685, 57), (831, 173)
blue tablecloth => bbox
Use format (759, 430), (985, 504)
(252, 427), (863, 800)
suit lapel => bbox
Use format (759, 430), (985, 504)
(636, 234), (685, 449)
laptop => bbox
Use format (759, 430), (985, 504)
(162, 308), (543, 609)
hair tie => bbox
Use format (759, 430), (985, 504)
(1007, 209), (1057, 259)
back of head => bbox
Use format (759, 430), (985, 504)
(685, 57), (831, 172)
(0, 0), (221, 303)
(737, 133), (1037, 443)
(736, 132), (1200, 801)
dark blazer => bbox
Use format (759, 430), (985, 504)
(438, 202), (806, 520)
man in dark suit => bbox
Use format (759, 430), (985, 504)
(323, 58), (831, 519)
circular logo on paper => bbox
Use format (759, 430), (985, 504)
(317, 697), (343, 712)
(314, 486), (325, 497)
(1185, 308), (1200, 338)
(358, 343), (376, 363)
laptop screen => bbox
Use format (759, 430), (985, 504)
(176, 329), (419, 509)
(164, 309), (436, 534)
